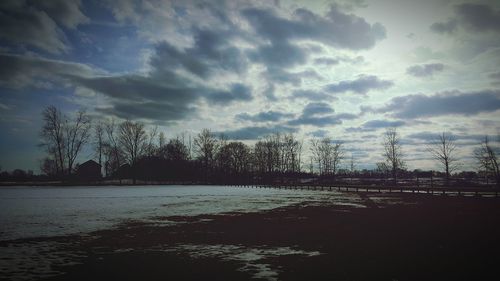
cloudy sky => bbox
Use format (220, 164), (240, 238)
(1, 0), (500, 172)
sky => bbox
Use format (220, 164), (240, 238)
(0, 0), (499, 173)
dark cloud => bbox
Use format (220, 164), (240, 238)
(65, 27), (257, 121)
(455, 3), (500, 32)
(235, 110), (294, 123)
(72, 74), (197, 104)
(289, 89), (336, 101)
(323, 75), (393, 95)
(431, 3), (500, 34)
(247, 41), (307, 68)
(97, 101), (194, 122)
(265, 67), (322, 86)
(345, 119), (405, 132)
(0, 4), (66, 53)
(430, 20), (458, 34)
(73, 74), (253, 121)
(314, 55), (364, 66)
(370, 90), (500, 119)
(314, 57), (339, 66)
(152, 42), (209, 78)
(302, 102), (334, 116)
(206, 83), (253, 105)
(219, 125), (298, 140)
(406, 63), (445, 78)
(0, 0), (88, 53)
(0, 53), (95, 88)
(287, 115), (343, 127)
(33, 0), (89, 29)
(263, 84), (277, 101)
(242, 5), (385, 68)
(336, 113), (359, 120)
(151, 28), (247, 78)
(287, 103), (357, 127)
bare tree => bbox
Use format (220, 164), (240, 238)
(40, 106), (65, 175)
(310, 137), (344, 179)
(163, 138), (190, 162)
(349, 153), (357, 182)
(310, 138), (323, 175)
(349, 154), (356, 174)
(382, 128), (405, 184)
(427, 132), (459, 184)
(217, 141), (251, 177)
(40, 157), (58, 176)
(282, 133), (302, 173)
(475, 135), (499, 187)
(64, 110), (92, 175)
(376, 162), (390, 177)
(330, 142), (344, 179)
(93, 121), (105, 172)
(40, 106), (91, 176)
(104, 119), (122, 177)
(194, 128), (219, 181)
(119, 120), (147, 183)
(144, 126), (158, 156)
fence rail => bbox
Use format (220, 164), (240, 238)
(231, 183), (500, 198)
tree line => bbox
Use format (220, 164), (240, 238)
(29, 105), (500, 186)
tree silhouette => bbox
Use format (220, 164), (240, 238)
(64, 110), (91, 175)
(103, 119), (122, 178)
(194, 129), (219, 182)
(310, 137), (344, 179)
(475, 135), (499, 187)
(119, 120), (147, 184)
(382, 128), (405, 184)
(93, 121), (105, 171)
(40, 106), (91, 176)
(40, 105), (65, 175)
(427, 132), (458, 185)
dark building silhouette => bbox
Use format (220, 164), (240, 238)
(76, 160), (102, 181)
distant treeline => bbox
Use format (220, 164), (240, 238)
(1, 105), (498, 187)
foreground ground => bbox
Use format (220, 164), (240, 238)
(2, 192), (500, 281)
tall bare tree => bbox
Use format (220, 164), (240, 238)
(93, 121), (105, 172)
(427, 132), (458, 184)
(144, 126), (158, 156)
(194, 128), (219, 181)
(64, 110), (92, 175)
(475, 135), (499, 187)
(163, 138), (190, 162)
(40, 106), (91, 176)
(310, 138), (322, 175)
(310, 137), (344, 178)
(383, 128), (405, 183)
(330, 142), (344, 179)
(217, 141), (251, 176)
(119, 120), (147, 183)
(104, 119), (122, 177)
(349, 153), (357, 182)
(40, 106), (65, 175)
(282, 133), (302, 173)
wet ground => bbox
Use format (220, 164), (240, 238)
(1, 191), (500, 281)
